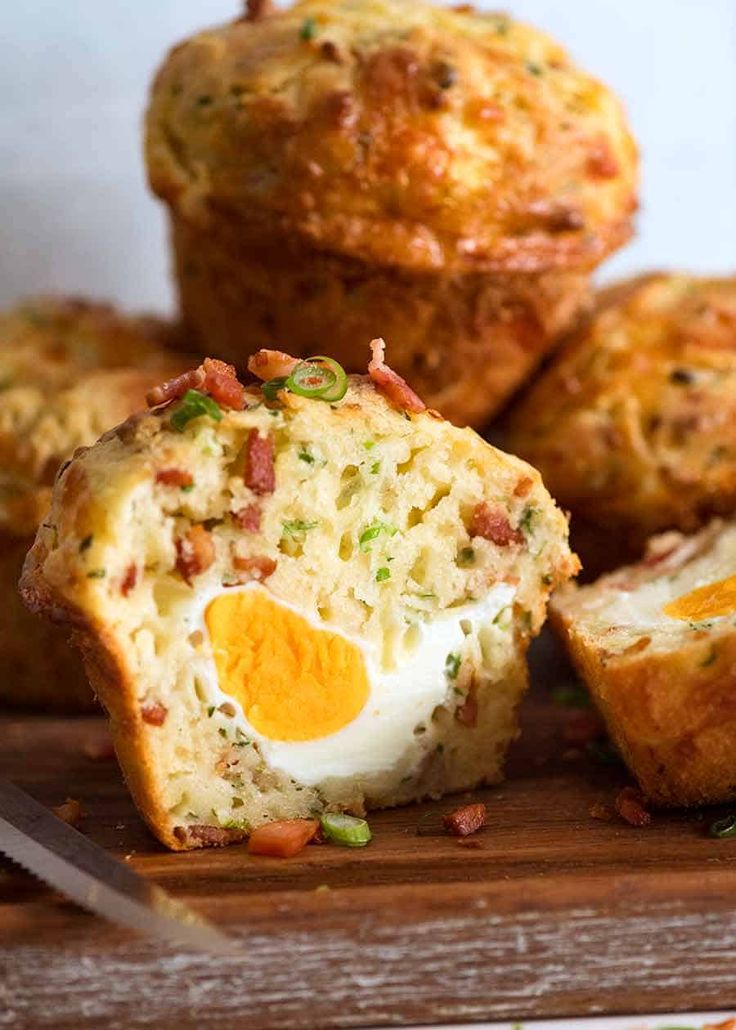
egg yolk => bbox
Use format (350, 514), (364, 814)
(204, 589), (370, 741)
(663, 574), (736, 621)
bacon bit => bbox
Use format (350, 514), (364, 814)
(614, 786), (651, 828)
(562, 711), (605, 747)
(173, 824), (247, 848)
(587, 139), (620, 179)
(121, 564), (138, 597)
(141, 701), (168, 726)
(368, 338), (426, 414)
(233, 555), (277, 583)
(244, 429), (276, 495)
(156, 468), (194, 488)
(176, 525), (215, 584)
(202, 357), (246, 410)
(146, 367), (205, 408)
(244, 0), (274, 21)
(470, 502), (523, 547)
(320, 40), (343, 63)
(589, 801), (615, 822)
(233, 503), (261, 532)
(455, 689), (478, 728)
(82, 736), (116, 761)
(247, 819), (320, 858)
(443, 802), (488, 837)
(247, 349), (299, 382)
(52, 798), (84, 828)
(513, 476), (534, 498)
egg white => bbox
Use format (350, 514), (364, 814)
(182, 581), (515, 786)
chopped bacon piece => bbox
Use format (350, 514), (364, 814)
(244, 429), (276, 495)
(614, 786), (651, 828)
(202, 357), (246, 410)
(470, 502), (523, 546)
(141, 701), (168, 726)
(243, 0), (274, 21)
(513, 476), (533, 498)
(233, 555), (277, 583)
(156, 468), (194, 488)
(455, 690), (478, 728)
(443, 802), (488, 837)
(247, 349), (299, 382)
(121, 564), (138, 597)
(587, 139), (620, 179)
(247, 819), (320, 857)
(175, 525), (215, 584)
(233, 503), (261, 532)
(368, 338), (426, 414)
(173, 824), (247, 848)
(589, 801), (615, 822)
(146, 367), (205, 408)
(52, 798), (84, 828)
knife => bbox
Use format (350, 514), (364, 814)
(0, 777), (241, 955)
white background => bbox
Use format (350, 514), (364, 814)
(1, 0), (735, 315)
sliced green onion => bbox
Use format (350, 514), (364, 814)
(261, 376), (289, 402)
(376, 567), (390, 582)
(320, 812), (372, 848)
(170, 389), (223, 431)
(286, 357), (348, 402)
(359, 521), (397, 552)
(445, 653), (461, 680)
(710, 814), (736, 838)
(309, 356), (348, 402)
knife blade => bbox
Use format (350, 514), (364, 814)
(0, 777), (241, 955)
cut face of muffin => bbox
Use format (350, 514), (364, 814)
(0, 296), (189, 709)
(552, 520), (736, 806)
(145, 0), (637, 426)
(507, 273), (736, 572)
(22, 348), (578, 848)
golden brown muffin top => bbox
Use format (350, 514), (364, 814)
(0, 297), (189, 537)
(146, 0), (638, 274)
(507, 273), (736, 545)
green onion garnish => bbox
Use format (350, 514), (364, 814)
(445, 653), (461, 680)
(376, 567), (390, 582)
(286, 356), (348, 402)
(359, 521), (397, 552)
(261, 376), (289, 402)
(170, 389), (223, 431)
(320, 812), (372, 848)
(282, 519), (319, 538)
(710, 814), (736, 838)
(299, 16), (317, 40)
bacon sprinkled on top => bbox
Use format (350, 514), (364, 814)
(201, 358), (246, 410)
(233, 503), (261, 533)
(470, 502), (523, 547)
(443, 802), (488, 837)
(368, 338), (426, 414)
(121, 564), (138, 597)
(141, 702), (168, 727)
(146, 367), (205, 408)
(244, 429), (276, 495)
(156, 468), (194, 488)
(175, 525), (215, 584)
(233, 555), (277, 583)
(614, 786), (651, 828)
(248, 349), (299, 382)
(244, 0), (274, 22)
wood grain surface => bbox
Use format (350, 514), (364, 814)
(2, 634), (736, 1029)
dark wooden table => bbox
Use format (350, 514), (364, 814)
(2, 636), (736, 1029)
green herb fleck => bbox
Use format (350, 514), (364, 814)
(370, 460), (381, 475)
(359, 521), (397, 552)
(457, 546), (475, 567)
(525, 60), (543, 76)
(552, 684), (591, 709)
(299, 16), (317, 40)
(320, 812), (371, 847)
(170, 389), (222, 432)
(701, 645), (718, 667)
(282, 519), (319, 538)
(86, 568), (106, 579)
(79, 534), (93, 553)
(298, 446), (315, 464)
(261, 376), (288, 401)
(519, 506), (537, 536)
(376, 567), (390, 582)
(710, 814), (736, 839)
(586, 739), (622, 766)
(445, 653), (461, 680)
(541, 573), (554, 586)
(218, 727), (228, 739)
(207, 706), (216, 717)
(181, 482), (195, 493)
(362, 440), (376, 450)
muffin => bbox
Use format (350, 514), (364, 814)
(0, 296), (189, 709)
(552, 519), (736, 807)
(145, 0), (638, 428)
(21, 347), (578, 849)
(507, 273), (736, 573)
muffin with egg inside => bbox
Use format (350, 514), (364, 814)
(0, 296), (189, 709)
(507, 272), (736, 573)
(22, 345), (578, 849)
(145, 0), (637, 428)
(552, 519), (736, 807)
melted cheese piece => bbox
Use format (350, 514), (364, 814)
(663, 574), (736, 622)
(205, 590), (370, 741)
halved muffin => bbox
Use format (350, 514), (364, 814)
(1, 296), (188, 709)
(552, 520), (736, 806)
(22, 347), (578, 848)
(507, 272), (736, 572)
(145, 0), (637, 427)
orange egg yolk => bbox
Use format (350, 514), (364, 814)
(204, 589), (370, 741)
(663, 574), (736, 621)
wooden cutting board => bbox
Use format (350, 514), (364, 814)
(2, 634), (736, 1030)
